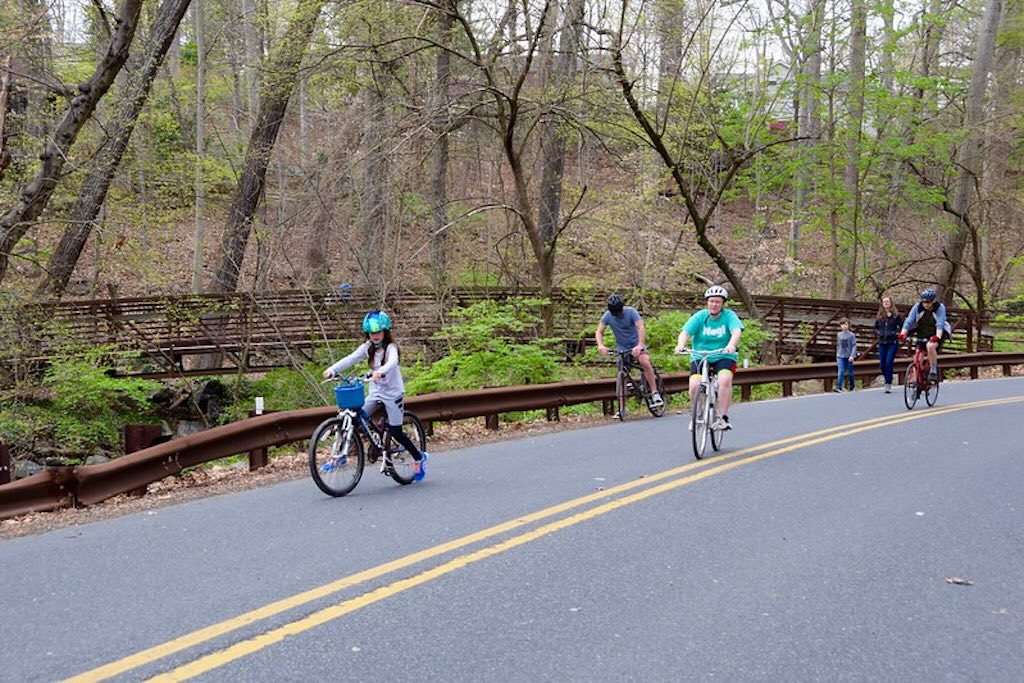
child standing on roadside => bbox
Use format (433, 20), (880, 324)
(835, 318), (857, 392)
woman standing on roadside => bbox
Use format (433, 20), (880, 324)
(874, 295), (903, 393)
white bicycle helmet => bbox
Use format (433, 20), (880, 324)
(704, 285), (729, 300)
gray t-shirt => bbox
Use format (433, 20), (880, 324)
(600, 306), (642, 352)
(836, 330), (857, 359)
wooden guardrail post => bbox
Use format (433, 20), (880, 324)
(485, 414), (499, 430)
(124, 424), (165, 454)
(247, 406), (274, 471)
(123, 424), (166, 496)
(0, 443), (10, 485)
(546, 407), (559, 422)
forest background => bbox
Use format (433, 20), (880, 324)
(1, 0), (1024, 460)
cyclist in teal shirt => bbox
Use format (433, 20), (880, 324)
(674, 286), (744, 430)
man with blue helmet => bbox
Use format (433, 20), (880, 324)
(323, 310), (429, 480)
(899, 288), (951, 383)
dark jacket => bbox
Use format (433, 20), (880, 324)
(874, 313), (903, 344)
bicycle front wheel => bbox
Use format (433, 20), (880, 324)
(644, 372), (668, 418)
(384, 411), (426, 485)
(903, 363), (918, 410)
(711, 408), (725, 451)
(616, 372), (629, 420)
(309, 417), (364, 497)
(691, 385), (709, 459)
(925, 375), (939, 406)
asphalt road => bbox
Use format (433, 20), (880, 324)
(2, 377), (1023, 682)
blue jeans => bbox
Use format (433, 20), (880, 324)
(877, 341), (898, 385)
(837, 358), (855, 390)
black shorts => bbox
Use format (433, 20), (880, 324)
(691, 358), (737, 375)
(914, 331), (948, 350)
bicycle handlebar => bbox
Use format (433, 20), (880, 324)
(322, 372), (374, 384)
(675, 348), (729, 356)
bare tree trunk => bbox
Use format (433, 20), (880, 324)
(37, 0), (194, 298)
(981, 0), (1023, 294)
(611, 21), (762, 319)
(21, 0), (56, 140)
(935, 0), (1002, 303)
(210, 0), (327, 294)
(0, 0), (144, 284)
(790, 0), (823, 261)
(536, 0), (583, 327)
(0, 55), (11, 182)
(429, 0), (455, 291)
(841, 0), (866, 300)
(917, 0), (945, 102)
(241, 0), (262, 123)
(192, 0), (207, 293)
(358, 83), (390, 292)
(655, 0), (685, 122)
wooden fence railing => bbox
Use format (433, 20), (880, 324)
(0, 288), (995, 382)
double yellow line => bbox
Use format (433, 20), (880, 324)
(67, 395), (1024, 682)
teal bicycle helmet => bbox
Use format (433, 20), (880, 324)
(362, 310), (393, 333)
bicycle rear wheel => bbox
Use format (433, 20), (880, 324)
(644, 372), (668, 417)
(903, 362), (918, 410)
(384, 411), (426, 485)
(691, 386), (709, 459)
(309, 417), (364, 497)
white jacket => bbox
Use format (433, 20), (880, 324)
(325, 342), (405, 401)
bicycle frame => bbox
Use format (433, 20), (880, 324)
(335, 406), (393, 471)
(613, 351), (667, 419)
(681, 348), (728, 459)
(903, 339), (939, 410)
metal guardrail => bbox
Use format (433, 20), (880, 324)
(2, 351), (1022, 520)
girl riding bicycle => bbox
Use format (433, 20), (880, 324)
(322, 310), (429, 481)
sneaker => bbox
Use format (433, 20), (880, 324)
(650, 392), (664, 407)
(413, 452), (429, 482)
(833, 386), (842, 393)
(928, 370), (938, 383)
(884, 384), (892, 393)
(320, 455), (346, 473)
(711, 416), (732, 431)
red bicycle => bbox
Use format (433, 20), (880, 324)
(903, 338), (940, 410)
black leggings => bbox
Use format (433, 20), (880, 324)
(387, 425), (423, 461)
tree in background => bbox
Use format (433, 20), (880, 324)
(0, 0), (145, 284)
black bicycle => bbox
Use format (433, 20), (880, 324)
(614, 351), (668, 420)
(309, 376), (427, 497)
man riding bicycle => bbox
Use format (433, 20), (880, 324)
(898, 288), (951, 383)
(674, 285), (744, 430)
(596, 293), (664, 408)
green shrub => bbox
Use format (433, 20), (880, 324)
(0, 350), (162, 456)
(42, 355), (161, 453)
(407, 298), (561, 393)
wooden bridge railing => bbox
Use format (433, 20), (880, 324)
(0, 288), (989, 381)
